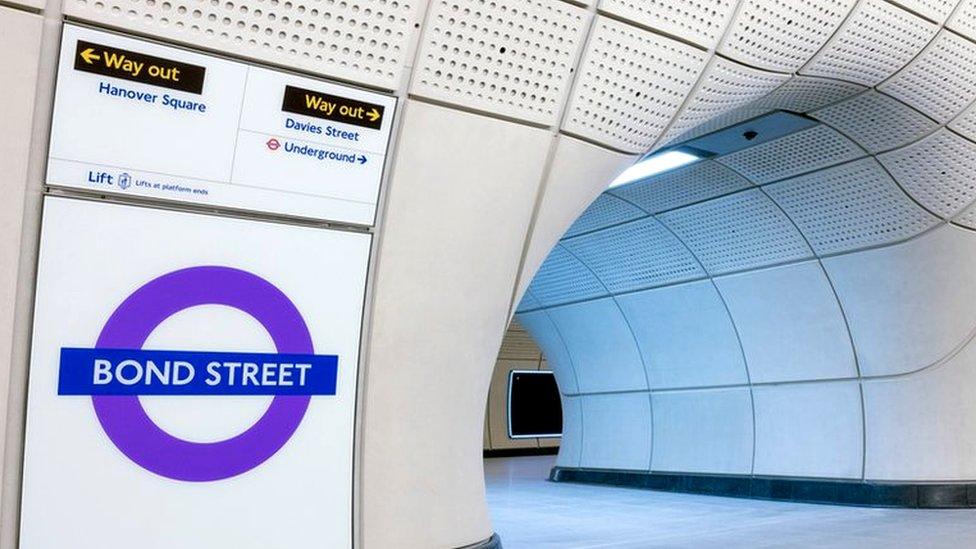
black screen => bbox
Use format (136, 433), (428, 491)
(508, 371), (562, 438)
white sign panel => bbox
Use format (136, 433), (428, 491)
(20, 197), (371, 548)
(47, 25), (396, 225)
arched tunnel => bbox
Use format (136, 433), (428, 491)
(1, 0), (976, 548)
(519, 69), (976, 485)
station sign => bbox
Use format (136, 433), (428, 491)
(20, 197), (371, 548)
(47, 25), (397, 225)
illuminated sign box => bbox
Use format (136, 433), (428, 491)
(47, 24), (397, 225)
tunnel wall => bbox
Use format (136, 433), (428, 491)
(517, 9), (976, 490)
(521, 224), (976, 483)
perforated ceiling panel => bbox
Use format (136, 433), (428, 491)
(801, 0), (938, 86)
(664, 104), (772, 148)
(561, 16), (708, 152)
(717, 0), (857, 73)
(949, 101), (976, 141)
(515, 288), (542, 313)
(756, 76), (866, 114)
(812, 91), (939, 154)
(63, 0), (421, 90)
(948, 0), (976, 40)
(716, 125), (864, 184)
(668, 76), (866, 146)
(952, 197), (976, 229)
(658, 189), (813, 275)
(879, 30), (976, 123)
(889, 0), (961, 24)
(597, 0), (737, 49)
(411, 0), (589, 125)
(527, 244), (607, 307)
(765, 158), (939, 255)
(561, 217), (706, 292)
(610, 160), (753, 213)
(563, 193), (647, 238)
(658, 58), (790, 147)
(879, 129), (976, 218)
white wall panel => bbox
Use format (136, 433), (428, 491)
(562, 15), (707, 152)
(517, 310), (580, 395)
(753, 382), (863, 479)
(597, 0), (737, 49)
(651, 388), (752, 474)
(361, 100), (551, 549)
(515, 136), (635, 310)
(556, 396), (583, 468)
(547, 298), (649, 393)
(812, 91), (939, 154)
(801, 0), (938, 86)
(616, 280), (748, 389)
(715, 261), (856, 383)
(63, 0), (423, 90)
(0, 5), (42, 527)
(580, 392), (652, 470)
(880, 128), (976, 219)
(6, 0), (43, 9)
(863, 339), (976, 481)
(879, 31), (976, 123)
(823, 225), (976, 377)
(411, 0), (589, 125)
(717, 0), (857, 73)
(539, 359), (563, 449)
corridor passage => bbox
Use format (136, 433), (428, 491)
(486, 456), (976, 548)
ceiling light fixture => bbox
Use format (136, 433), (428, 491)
(608, 149), (702, 189)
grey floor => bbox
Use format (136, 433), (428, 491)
(484, 455), (976, 548)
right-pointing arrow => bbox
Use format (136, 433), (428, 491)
(358, 155), (367, 165)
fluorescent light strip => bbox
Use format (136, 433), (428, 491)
(608, 150), (701, 189)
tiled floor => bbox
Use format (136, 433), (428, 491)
(484, 456), (976, 548)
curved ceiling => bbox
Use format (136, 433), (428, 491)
(517, 0), (976, 485)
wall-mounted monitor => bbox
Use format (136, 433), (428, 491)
(507, 370), (562, 439)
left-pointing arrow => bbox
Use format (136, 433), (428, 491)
(80, 47), (100, 64)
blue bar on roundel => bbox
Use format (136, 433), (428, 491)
(57, 347), (339, 396)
